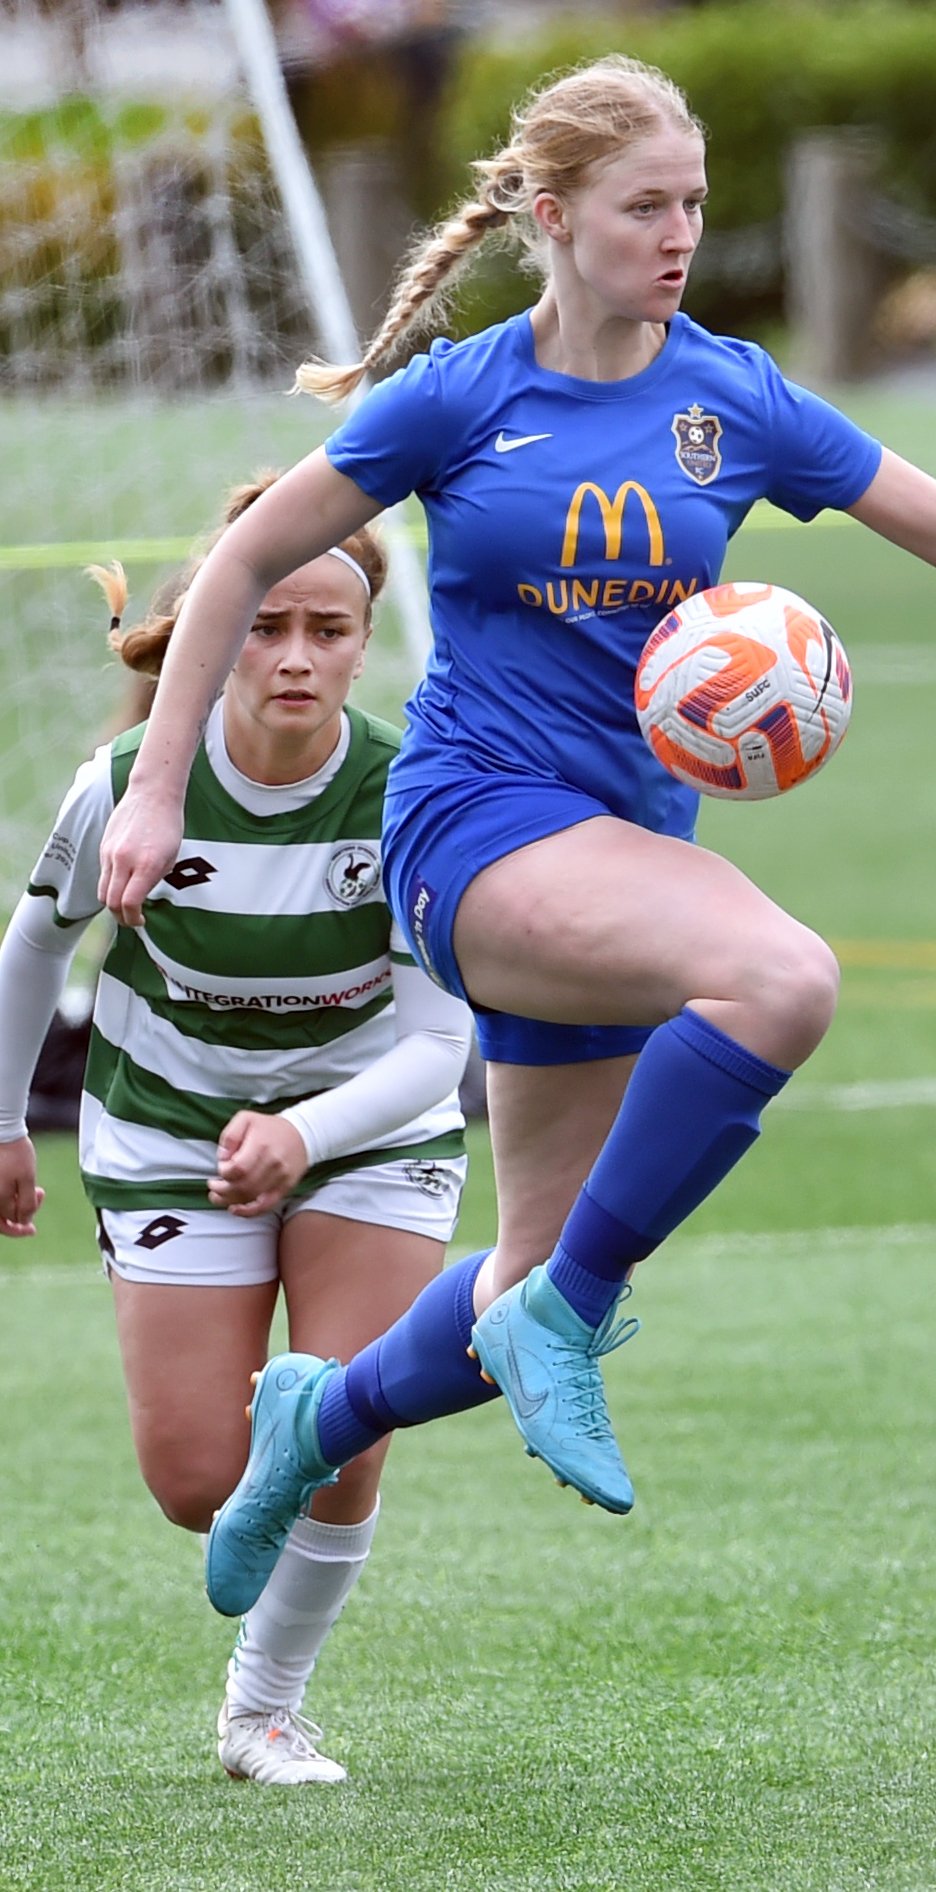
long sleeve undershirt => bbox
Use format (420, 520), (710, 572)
(0, 889), (473, 1161)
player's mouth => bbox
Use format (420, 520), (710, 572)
(656, 268), (686, 289)
(273, 689), (315, 704)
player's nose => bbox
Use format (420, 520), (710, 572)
(278, 626), (313, 669)
(663, 207), (699, 251)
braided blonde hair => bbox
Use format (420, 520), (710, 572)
(296, 53), (704, 405)
(88, 470), (388, 677)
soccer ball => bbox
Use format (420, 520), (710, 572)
(634, 581), (853, 801)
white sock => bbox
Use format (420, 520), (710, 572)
(225, 1501), (380, 1715)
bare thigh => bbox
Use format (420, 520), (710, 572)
(280, 1211), (445, 1524)
(111, 1274), (278, 1532)
(453, 817), (839, 1069)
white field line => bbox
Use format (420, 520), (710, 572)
(664, 1222), (936, 1262)
(852, 646), (936, 686)
(780, 1075), (936, 1111)
(3, 1081), (935, 1285)
(5, 1219), (936, 1286)
(0, 1261), (102, 1285)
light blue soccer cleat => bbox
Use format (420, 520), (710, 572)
(469, 1266), (640, 1514)
(206, 1352), (340, 1618)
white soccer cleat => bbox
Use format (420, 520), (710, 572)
(217, 1700), (347, 1785)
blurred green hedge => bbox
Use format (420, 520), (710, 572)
(7, 4), (936, 366)
(427, 2), (936, 342)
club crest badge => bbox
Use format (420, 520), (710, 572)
(672, 404), (723, 486)
(325, 843), (381, 907)
(404, 1160), (448, 1198)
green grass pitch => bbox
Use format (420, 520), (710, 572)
(1, 386), (936, 1888)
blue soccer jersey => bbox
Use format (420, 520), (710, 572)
(326, 309), (881, 839)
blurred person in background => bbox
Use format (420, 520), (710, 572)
(0, 472), (471, 1784)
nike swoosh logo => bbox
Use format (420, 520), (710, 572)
(504, 1330), (549, 1419)
(494, 430), (554, 454)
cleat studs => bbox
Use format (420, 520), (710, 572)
(249, 1370), (260, 1387)
(466, 1345), (476, 1359)
(525, 1445), (538, 1459)
(244, 1405), (252, 1421)
(479, 1369), (495, 1385)
(580, 1495), (595, 1506)
(555, 1477), (568, 1489)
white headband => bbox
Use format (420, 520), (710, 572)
(323, 545), (371, 599)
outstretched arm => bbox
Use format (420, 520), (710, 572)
(209, 962), (472, 1217)
(846, 447), (936, 564)
(97, 451), (382, 926)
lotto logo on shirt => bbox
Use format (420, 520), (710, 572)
(517, 478), (697, 620)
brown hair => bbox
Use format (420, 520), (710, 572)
(295, 53), (704, 405)
(87, 470), (388, 678)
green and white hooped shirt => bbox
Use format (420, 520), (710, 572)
(22, 704), (466, 1212)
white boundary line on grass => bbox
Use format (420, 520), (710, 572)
(663, 1222), (936, 1262)
(781, 1075), (936, 1110)
(4, 1220), (936, 1286)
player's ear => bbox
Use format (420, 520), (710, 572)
(532, 190), (572, 245)
(352, 625), (370, 678)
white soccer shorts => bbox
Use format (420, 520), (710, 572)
(96, 1154), (467, 1287)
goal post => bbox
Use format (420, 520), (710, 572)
(223, 0), (432, 680)
(0, 0), (430, 923)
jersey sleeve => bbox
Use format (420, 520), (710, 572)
(761, 354), (883, 520)
(26, 744), (114, 928)
(278, 958), (471, 1169)
(324, 341), (461, 505)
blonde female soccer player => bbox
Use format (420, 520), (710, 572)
(96, 54), (936, 1609)
(0, 474), (472, 1782)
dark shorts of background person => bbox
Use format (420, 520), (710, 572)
(383, 766), (665, 1067)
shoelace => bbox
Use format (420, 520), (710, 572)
(272, 1708), (329, 1756)
(546, 1287), (641, 1442)
(231, 1707), (329, 1757)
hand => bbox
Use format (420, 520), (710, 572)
(98, 787), (184, 927)
(0, 1137), (46, 1237)
(209, 1113), (309, 1217)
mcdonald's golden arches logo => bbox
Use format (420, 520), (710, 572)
(560, 480), (665, 568)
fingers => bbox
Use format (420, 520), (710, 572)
(228, 1193), (282, 1219)
(96, 857), (152, 930)
(0, 1183), (45, 1239)
(97, 799), (184, 925)
(209, 1116), (304, 1213)
(207, 1176), (282, 1218)
(216, 1113), (249, 1162)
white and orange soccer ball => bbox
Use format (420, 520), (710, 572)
(634, 582), (853, 801)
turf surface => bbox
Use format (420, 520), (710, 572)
(2, 385), (936, 1887)
(2, 1135), (934, 1891)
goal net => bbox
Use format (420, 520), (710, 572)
(0, 0), (426, 926)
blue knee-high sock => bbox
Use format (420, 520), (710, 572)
(544, 1007), (790, 1327)
(310, 1251), (500, 1469)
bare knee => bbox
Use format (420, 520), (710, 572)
(133, 1432), (244, 1533)
(756, 925), (840, 1069)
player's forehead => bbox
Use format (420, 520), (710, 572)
(586, 126), (707, 198)
(258, 554), (365, 623)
